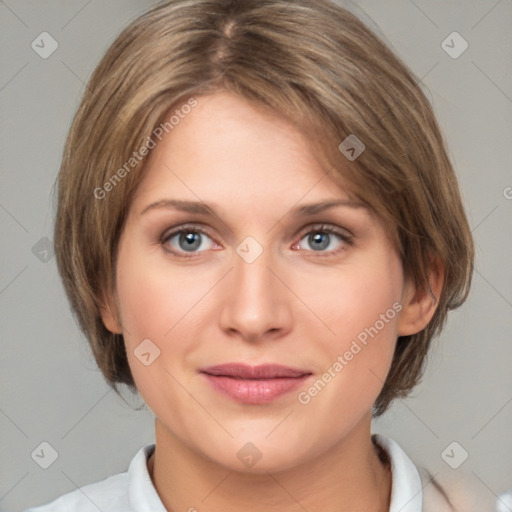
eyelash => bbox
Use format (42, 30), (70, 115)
(160, 223), (353, 259)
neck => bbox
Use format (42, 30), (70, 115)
(147, 415), (392, 512)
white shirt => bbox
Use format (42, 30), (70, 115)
(23, 434), (455, 512)
(494, 490), (512, 512)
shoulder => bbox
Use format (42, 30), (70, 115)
(418, 465), (497, 512)
(22, 472), (129, 512)
(22, 444), (157, 512)
(372, 434), (496, 512)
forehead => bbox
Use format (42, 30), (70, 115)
(131, 91), (355, 214)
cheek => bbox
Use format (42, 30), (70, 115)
(115, 267), (188, 414)
(293, 268), (402, 428)
(113, 244), (191, 388)
(299, 251), (404, 388)
(115, 245), (200, 342)
(306, 255), (403, 342)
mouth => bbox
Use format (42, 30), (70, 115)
(199, 363), (313, 403)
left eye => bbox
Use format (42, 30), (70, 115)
(294, 226), (351, 254)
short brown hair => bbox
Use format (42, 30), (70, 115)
(54, 0), (474, 416)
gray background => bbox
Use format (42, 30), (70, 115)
(1, 1), (511, 510)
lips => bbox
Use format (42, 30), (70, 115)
(199, 363), (313, 403)
(199, 363), (311, 379)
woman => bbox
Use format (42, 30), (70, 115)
(25, 0), (477, 510)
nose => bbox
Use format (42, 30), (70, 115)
(218, 242), (293, 343)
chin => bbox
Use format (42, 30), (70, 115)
(200, 432), (316, 475)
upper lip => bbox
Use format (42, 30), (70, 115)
(199, 363), (312, 379)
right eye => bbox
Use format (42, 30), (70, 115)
(161, 224), (221, 258)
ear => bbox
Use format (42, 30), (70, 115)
(98, 287), (123, 334)
(397, 255), (445, 336)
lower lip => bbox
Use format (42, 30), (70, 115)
(202, 374), (311, 404)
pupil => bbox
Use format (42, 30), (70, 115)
(180, 232), (201, 251)
(310, 232), (329, 250)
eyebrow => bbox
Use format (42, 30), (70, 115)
(140, 199), (367, 217)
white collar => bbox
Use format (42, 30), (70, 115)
(372, 433), (424, 511)
(127, 443), (167, 511)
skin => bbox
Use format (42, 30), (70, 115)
(101, 91), (443, 512)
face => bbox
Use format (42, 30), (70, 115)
(104, 91), (414, 473)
